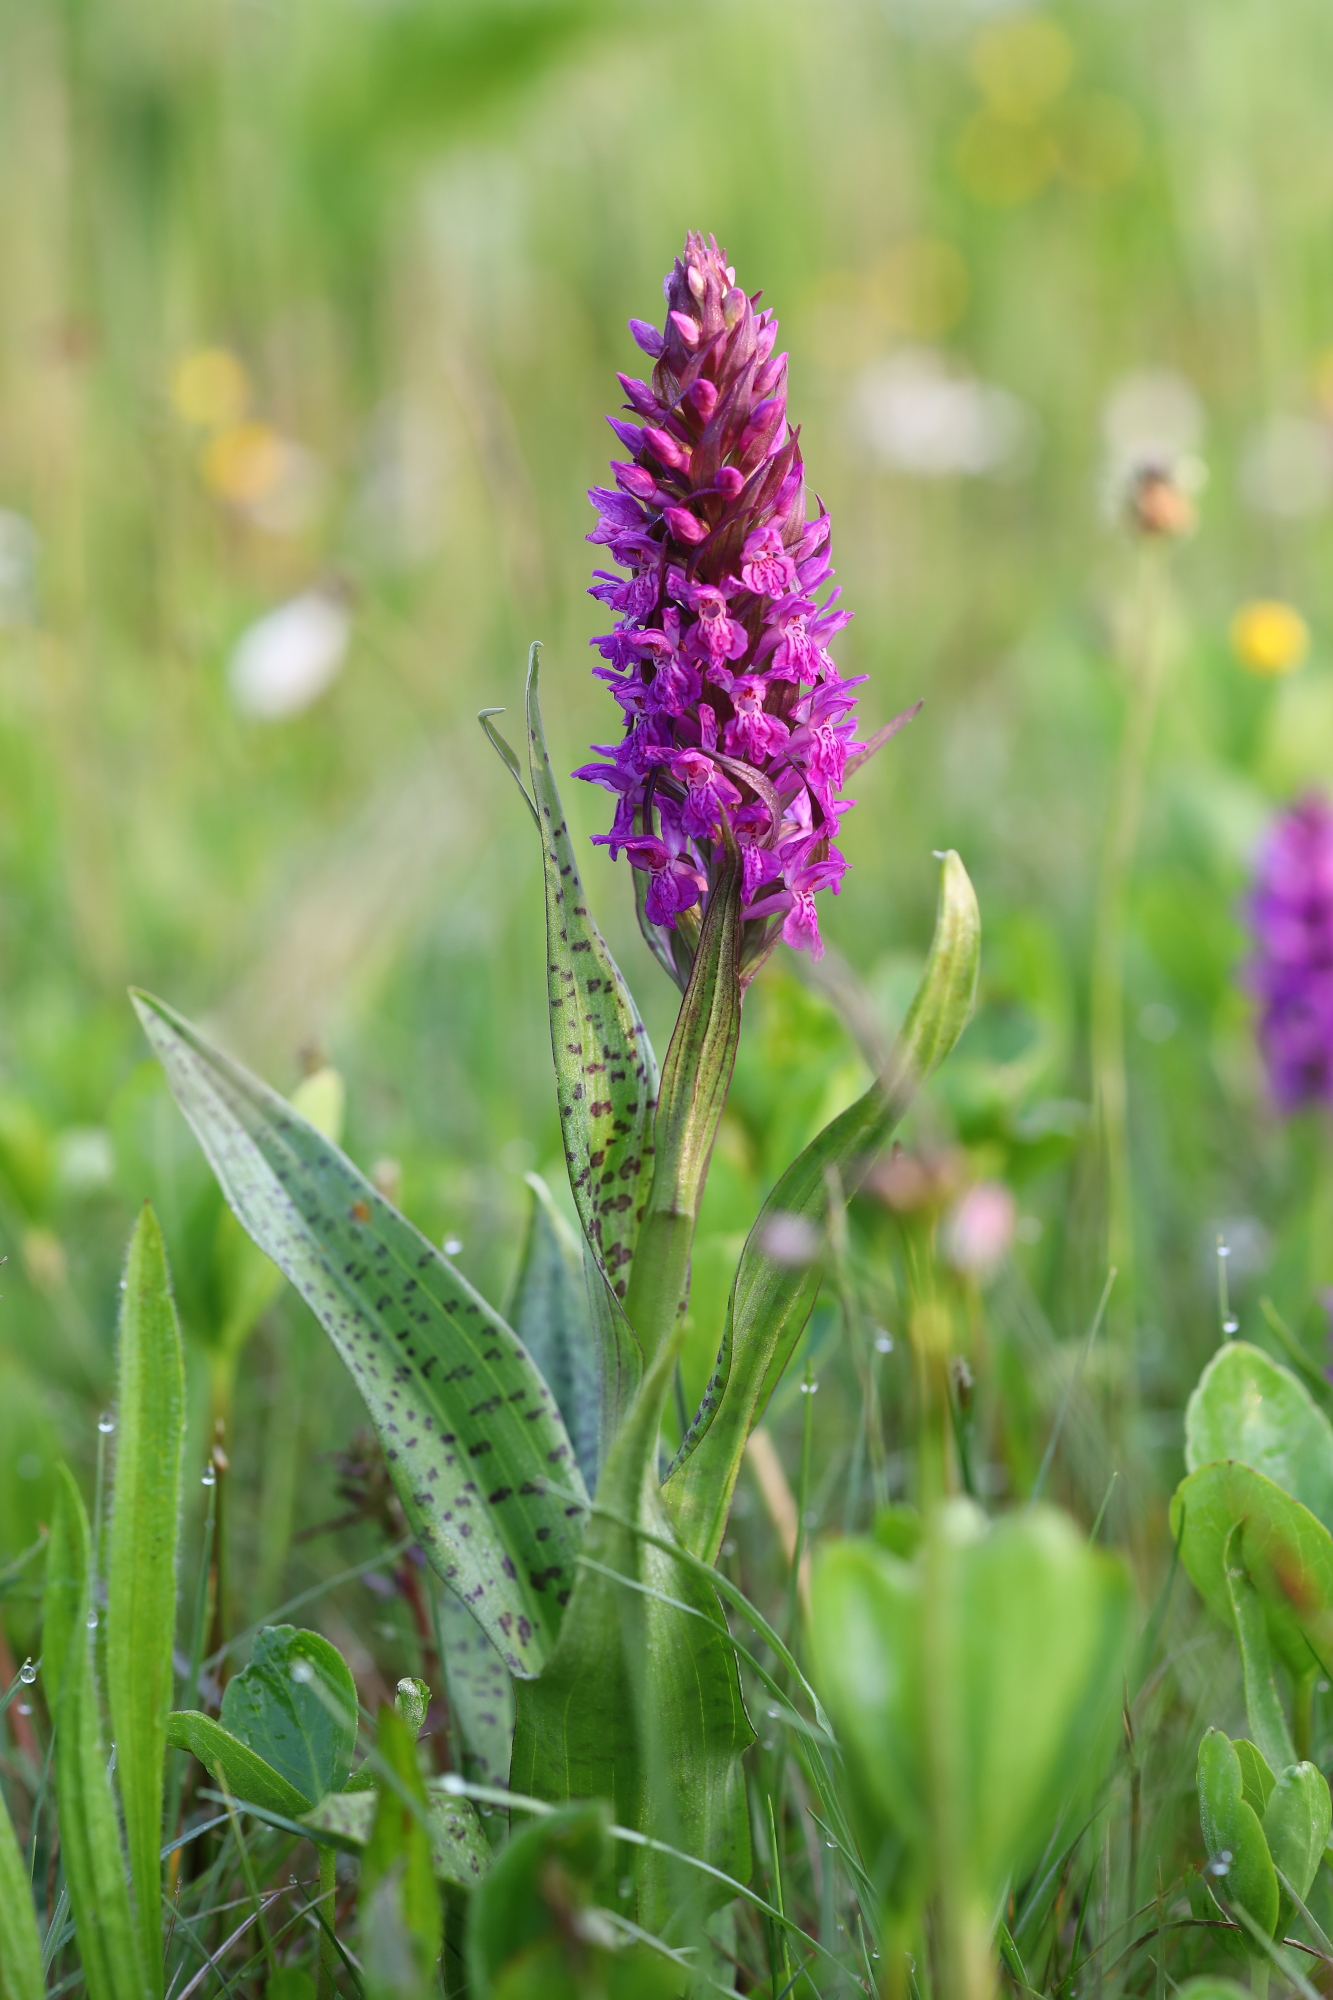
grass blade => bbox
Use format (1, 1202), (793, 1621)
(0, 1773), (43, 2000)
(46, 1465), (147, 2000)
(106, 1204), (186, 1997)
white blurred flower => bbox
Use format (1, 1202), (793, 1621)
(758, 1210), (823, 1267)
(852, 348), (1036, 477)
(1102, 368), (1203, 464)
(942, 1181), (1017, 1277)
(228, 589), (350, 721)
(1239, 415), (1333, 518)
(0, 510), (39, 626)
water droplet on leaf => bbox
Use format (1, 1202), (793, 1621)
(19, 1659), (36, 1684)
(97, 1412), (115, 1434)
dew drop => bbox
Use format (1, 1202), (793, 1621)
(874, 1332), (894, 1354)
(618, 1878), (632, 1900)
(799, 1380), (819, 1395)
(290, 1659), (314, 1684)
(872, 1951), (881, 1961)
(1223, 1317), (1239, 1335)
(444, 1236), (464, 1256)
(201, 1465), (216, 1488)
(17, 1702), (30, 1716)
(97, 1411), (115, 1435)
(826, 1838), (837, 1849)
(766, 1705), (781, 1719)
(86, 1610), (98, 1630)
(19, 1658), (36, 1685)
(1217, 1244), (1231, 1259)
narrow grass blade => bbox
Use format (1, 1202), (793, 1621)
(0, 1775), (43, 2000)
(664, 849), (980, 1560)
(106, 1204), (185, 1997)
(132, 989), (586, 1678)
(360, 1706), (442, 1987)
(46, 1465), (147, 2000)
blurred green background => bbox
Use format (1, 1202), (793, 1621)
(4, 0), (1333, 1666)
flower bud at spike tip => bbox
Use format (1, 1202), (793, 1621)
(578, 231), (883, 981)
(1247, 795), (1333, 1111)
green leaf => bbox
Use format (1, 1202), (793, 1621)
(508, 1175), (598, 1485)
(510, 1331), (752, 1934)
(1171, 1462), (1333, 1679)
(360, 1705), (442, 1992)
(303, 1783), (491, 1890)
(437, 1586), (514, 1790)
(522, 651), (657, 1381)
(265, 1975), (316, 2000)
(45, 1466), (147, 2000)
(665, 849), (981, 1562)
(809, 1503), (1132, 1914)
(1196, 1727), (1279, 1943)
(165, 1712), (314, 1818)
(1187, 1341), (1333, 1530)
(1233, 1739), (1276, 1820)
(622, 846), (743, 1368)
(465, 1801), (681, 2000)
(220, 1625), (358, 1804)
(0, 1774), (43, 2000)
(131, 988), (587, 1677)
(105, 1204), (185, 1997)
(1263, 1759), (1331, 1926)
(1224, 1524), (1296, 1773)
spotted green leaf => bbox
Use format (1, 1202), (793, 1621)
(438, 1583), (515, 1791)
(303, 1784), (491, 1889)
(105, 1205), (185, 1998)
(508, 1174), (598, 1485)
(524, 648), (657, 1329)
(665, 850), (980, 1561)
(132, 989), (587, 1677)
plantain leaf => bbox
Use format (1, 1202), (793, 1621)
(0, 1775), (43, 2000)
(46, 1467), (147, 2000)
(438, 1584), (515, 1791)
(665, 849), (980, 1561)
(510, 1327), (752, 1934)
(105, 1205), (185, 1997)
(523, 648), (657, 1426)
(220, 1625), (358, 1804)
(1262, 1758), (1330, 1926)
(1171, 1462), (1333, 1679)
(303, 1784), (491, 1890)
(1186, 1341), (1333, 1531)
(508, 1175), (599, 1486)
(132, 989), (586, 1677)
(166, 1711), (315, 1817)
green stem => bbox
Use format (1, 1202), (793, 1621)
(622, 856), (742, 1366)
(1293, 1668), (1314, 1765)
(1090, 549), (1169, 1353)
(316, 1843), (338, 1996)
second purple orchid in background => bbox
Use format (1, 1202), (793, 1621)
(576, 231), (915, 985)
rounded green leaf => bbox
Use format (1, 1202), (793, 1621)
(165, 1712), (313, 1818)
(1196, 1727), (1279, 1940)
(1263, 1760), (1332, 1909)
(1232, 1740), (1276, 1820)
(219, 1625), (358, 1806)
(1187, 1342), (1333, 1530)
(1171, 1463), (1333, 1678)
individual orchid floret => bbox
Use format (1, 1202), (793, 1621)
(578, 230), (912, 988)
(1247, 794), (1333, 1112)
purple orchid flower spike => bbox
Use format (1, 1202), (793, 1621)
(1247, 793), (1333, 1111)
(577, 231), (914, 990)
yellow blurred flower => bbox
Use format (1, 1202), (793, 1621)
(970, 13), (1073, 123)
(1055, 94), (1143, 192)
(956, 113), (1058, 205)
(201, 422), (287, 506)
(1230, 599), (1310, 675)
(171, 347), (250, 429)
